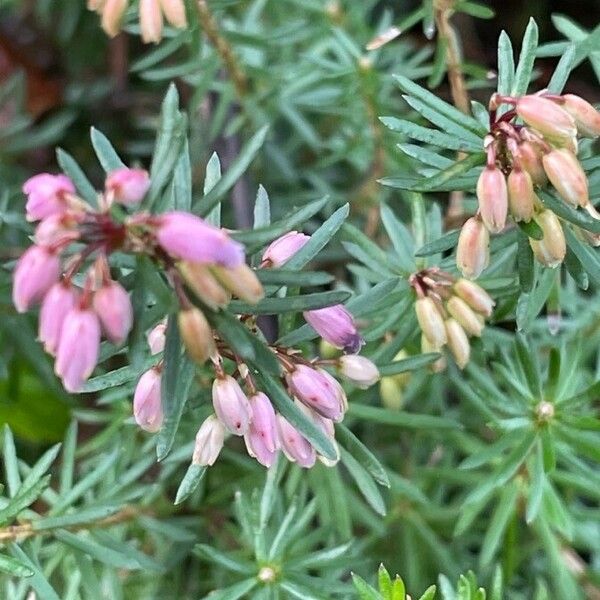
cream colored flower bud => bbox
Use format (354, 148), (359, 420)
(100, 0), (127, 37)
(212, 265), (265, 304)
(517, 141), (547, 186)
(507, 167), (535, 222)
(456, 216), (489, 279)
(529, 210), (566, 268)
(139, 0), (163, 43)
(415, 297), (447, 349)
(421, 334), (446, 373)
(516, 95), (577, 140)
(178, 308), (215, 364)
(477, 166), (508, 233)
(542, 148), (589, 208)
(379, 377), (404, 410)
(159, 0), (187, 28)
(390, 350), (411, 387)
(562, 94), (600, 138)
(446, 296), (484, 337)
(453, 278), (495, 317)
(179, 262), (230, 309)
(445, 318), (470, 369)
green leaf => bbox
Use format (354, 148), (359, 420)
(526, 439), (546, 523)
(497, 31), (515, 95)
(253, 184), (271, 228)
(415, 229), (460, 257)
(517, 230), (535, 292)
(256, 269), (334, 287)
(539, 190), (600, 233)
(547, 44), (576, 93)
(458, 1), (494, 18)
(8, 544), (60, 600)
(228, 289), (350, 315)
(564, 227), (600, 286)
(378, 353), (441, 376)
(171, 138), (192, 211)
(0, 475), (51, 525)
(349, 404), (461, 430)
(32, 505), (121, 530)
(196, 578), (257, 600)
(480, 483), (519, 566)
(511, 18), (539, 96)
(197, 125), (269, 215)
(353, 574), (384, 600)
(378, 564), (393, 597)
(517, 219), (543, 240)
(336, 424), (390, 487)
(2, 425), (21, 496)
(174, 463), (207, 505)
(514, 333), (542, 398)
(380, 203), (416, 273)
(203, 151), (222, 226)
(256, 373), (337, 460)
(413, 154), (485, 193)
(56, 148), (97, 204)
(418, 586), (437, 600)
(81, 357), (157, 392)
(90, 127), (126, 172)
(0, 553), (33, 577)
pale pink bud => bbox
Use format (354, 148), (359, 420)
(516, 95), (577, 140)
(212, 375), (252, 435)
(211, 264), (265, 304)
(415, 297), (447, 349)
(34, 213), (80, 247)
(446, 296), (483, 337)
(192, 415), (225, 466)
(507, 167), (536, 222)
(338, 355), (380, 388)
(23, 174), (74, 222)
(156, 211), (245, 268)
(453, 278), (495, 317)
(88, 0), (106, 12)
(303, 304), (364, 354)
(244, 392), (279, 467)
(178, 308), (215, 364)
(12, 245), (61, 313)
(276, 414), (316, 468)
(147, 321), (167, 354)
(179, 262), (230, 309)
(476, 166), (508, 233)
(529, 210), (566, 268)
(445, 319), (470, 369)
(105, 168), (150, 205)
(100, 0), (128, 37)
(93, 281), (133, 345)
(261, 231), (310, 266)
(133, 367), (163, 432)
(55, 308), (101, 392)
(517, 142), (547, 186)
(456, 216), (489, 279)
(561, 94), (600, 138)
(39, 282), (79, 355)
(159, 0), (187, 28)
(286, 365), (346, 422)
(139, 0), (163, 43)
(542, 148), (588, 208)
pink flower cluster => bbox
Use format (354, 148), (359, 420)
(13, 167), (247, 392)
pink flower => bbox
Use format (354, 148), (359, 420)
(139, 0), (163, 43)
(12, 245), (61, 313)
(106, 168), (150, 205)
(303, 304), (363, 354)
(244, 392), (279, 467)
(93, 281), (133, 345)
(192, 415), (225, 466)
(285, 364), (346, 422)
(261, 231), (310, 266)
(34, 213), (80, 247)
(133, 367), (163, 432)
(23, 174), (74, 222)
(476, 166), (508, 234)
(276, 414), (316, 468)
(338, 355), (380, 389)
(147, 321), (167, 354)
(212, 375), (252, 435)
(55, 307), (101, 393)
(39, 282), (79, 355)
(156, 211), (245, 268)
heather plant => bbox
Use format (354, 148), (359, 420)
(0, 2), (599, 599)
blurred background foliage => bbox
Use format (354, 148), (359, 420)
(0, 1), (599, 599)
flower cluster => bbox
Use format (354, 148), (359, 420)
(410, 270), (495, 370)
(13, 167), (251, 392)
(88, 0), (187, 43)
(457, 92), (600, 278)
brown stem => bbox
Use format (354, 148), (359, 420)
(0, 505), (144, 543)
(195, 0), (248, 97)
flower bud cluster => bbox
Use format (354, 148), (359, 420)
(410, 269), (494, 370)
(88, 0), (187, 43)
(457, 92), (600, 278)
(13, 167), (255, 393)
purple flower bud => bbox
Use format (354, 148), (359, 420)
(286, 364), (346, 422)
(338, 355), (380, 389)
(276, 414), (316, 468)
(22, 174), (74, 222)
(303, 304), (363, 354)
(212, 375), (252, 435)
(93, 281), (133, 345)
(39, 282), (79, 355)
(156, 211), (245, 268)
(261, 231), (310, 266)
(133, 367), (163, 432)
(147, 321), (166, 354)
(55, 307), (101, 393)
(12, 245), (61, 313)
(105, 168), (150, 205)
(244, 392), (279, 467)
(192, 415), (225, 466)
